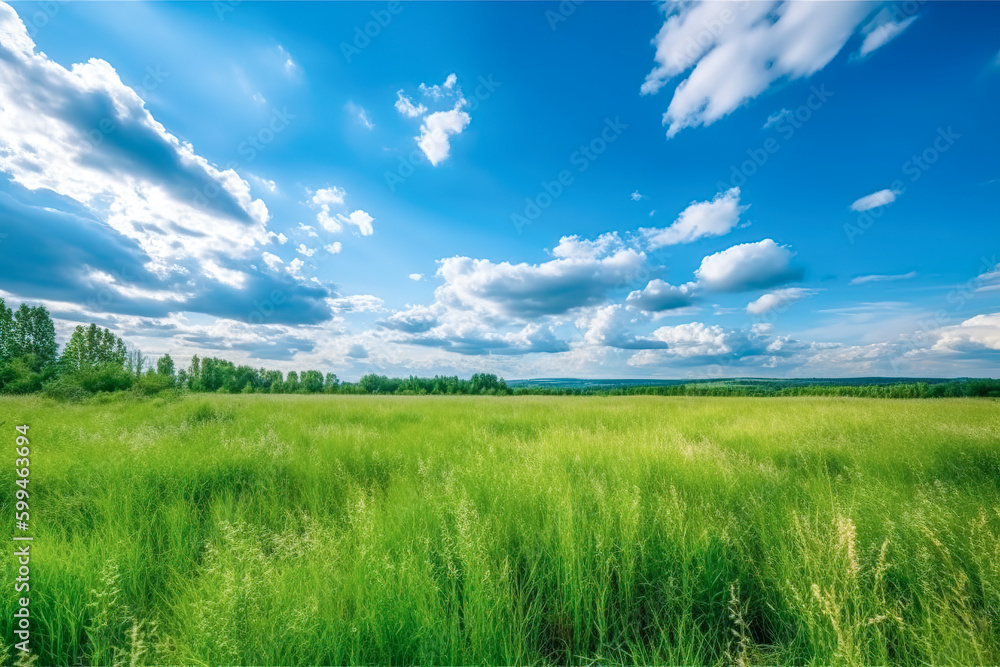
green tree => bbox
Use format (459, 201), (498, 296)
(157, 354), (176, 380)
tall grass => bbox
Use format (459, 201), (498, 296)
(1, 394), (998, 665)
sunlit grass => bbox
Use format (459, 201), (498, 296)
(1, 394), (999, 665)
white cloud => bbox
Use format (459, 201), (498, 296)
(337, 210), (374, 236)
(641, 187), (746, 248)
(409, 273), (424, 281)
(267, 231), (288, 245)
(285, 258), (305, 278)
(419, 72), (458, 99)
(261, 252), (283, 271)
(417, 106), (471, 166)
(850, 188), (899, 211)
(0, 4), (272, 281)
(642, 1), (875, 137)
(631, 190), (643, 201)
(277, 45), (296, 74)
(308, 187), (373, 236)
(398, 74), (472, 166)
(347, 101), (374, 130)
(551, 232), (624, 260)
(626, 279), (695, 312)
(745, 287), (816, 315)
(394, 90), (427, 118)
(934, 313), (1000, 352)
(250, 174), (277, 193)
(324, 242), (342, 255)
(435, 238), (646, 319)
(762, 108), (793, 129)
(311, 186), (346, 207)
(856, 10), (918, 58)
(297, 223), (318, 238)
(648, 322), (731, 357)
(850, 271), (917, 285)
(296, 244), (315, 257)
(327, 294), (385, 313)
(696, 239), (803, 292)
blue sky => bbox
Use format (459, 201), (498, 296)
(0, 0), (998, 379)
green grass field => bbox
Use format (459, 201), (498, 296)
(2, 394), (999, 665)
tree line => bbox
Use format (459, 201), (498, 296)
(1, 299), (997, 400)
(0, 299), (510, 399)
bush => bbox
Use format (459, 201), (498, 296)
(132, 372), (176, 396)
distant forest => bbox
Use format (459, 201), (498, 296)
(2, 299), (998, 400)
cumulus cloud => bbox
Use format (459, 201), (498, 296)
(856, 9), (918, 58)
(0, 5), (331, 325)
(850, 188), (899, 211)
(409, 273), (424, 281)
(436, 237), (645, 319)
(296, 244), (316, 257)
(378, 304), (441, 334)
(641, 1), (875, 137)
(397, 74), (471, 166)
(628, 320), (808, 368)
(576, 304), (666, 350)
(641, 187), (746, 248)
(696, 239), (803, 292)
(626, 279), (695, 312)
(417, 107), (471, 166)
(327, 294), (385, 314)
(933, 313), (1000, 353)
(324, 242), (342, 255)
(308, 186), (374, 236)
(745, 287), (816, 315)
(338, 210), (374, 236)
(261, 252), (283, 271)
(394, 91), (427, 118)
(850, 271), (917, 285)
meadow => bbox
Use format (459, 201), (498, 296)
(2, 394), (999, 665)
